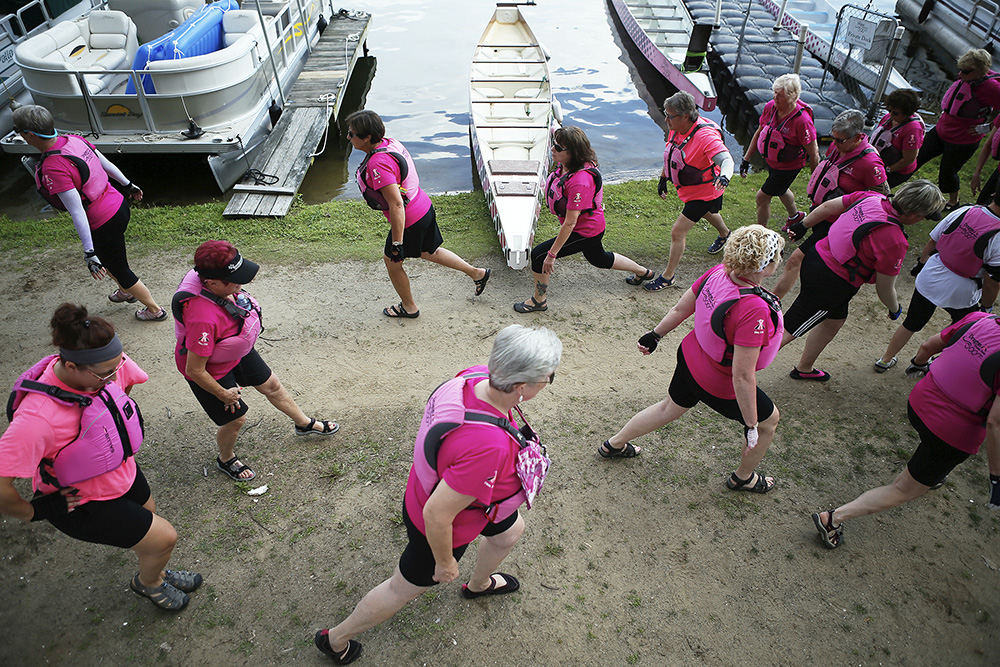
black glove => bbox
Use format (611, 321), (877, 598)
(904, 356), (931, 377)
(84, 251), (104, 277)
(30, 492), (69, 522)
(787, 221), (807, 241)
(910, 260), (924, 277)
(739, 159), (751, 177)
(888, 304), (903, 320)
(657, 175), (669, 196)
(715, 175), (730, 189)
(124, 181), (141, 198)
(387, 242), (404, 263)
(638, 330), (661, 353)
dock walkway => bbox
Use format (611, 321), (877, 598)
(224, 11), (371, 218)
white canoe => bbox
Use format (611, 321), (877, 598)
(610, 0), (717, 110)
(470, 4), (554, 270)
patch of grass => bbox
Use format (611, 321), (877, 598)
(626, 590), (642, 608)
(626, 652), (640, 664)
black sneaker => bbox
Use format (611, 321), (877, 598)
(706, 234), (729, 255)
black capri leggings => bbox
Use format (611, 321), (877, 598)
(916, 128), (981, 195)
(91, 200), (138, 289)
(531, 231), (614, 273)
(901, 284), (979, 333)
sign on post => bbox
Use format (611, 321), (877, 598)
(844, 15), (877, 49)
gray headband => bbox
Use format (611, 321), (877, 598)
(59, 334), (123, 365)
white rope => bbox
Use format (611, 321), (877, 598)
(310, 92), (337, 157)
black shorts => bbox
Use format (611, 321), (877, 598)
(906, 402), (971, 486)
(886, 170), (912, 189)
(761, 167), (802, 197)
(667, 345), (775, 425)
(530, 231), (614, 273)
(796, 218), (834, 256)
(901, 284), (979, 333)
(186, 349), (273, 426)
(91, 201), (138, 289)
(783, 250), (859, 336)
(45, 465), (153, 549)
(398, 500), (519, 587)
(384, 206), (443, 259)
(681, 195), (723, 221)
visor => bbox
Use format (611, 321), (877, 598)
(196, 251), (260, 284)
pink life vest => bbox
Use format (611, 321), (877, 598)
(6, 355), (144, 488)
(663, 119), (722, 187)
(33, 135), (111, 211)
(941, 72), (1000, 120)
(692, 265), (783, 369)
(927, 315), (1000, 417)
(756, 100), (813, 164)
(355, 137), (420, 211)
(806, 146), (877, 205)
(936, 205), (1000, 279)
(545, 165), (602, 218)
(171, 269), (263, 365)
(826, 194), (902, 284)
(869, 114), (922, 166)
(411, 365), (550, 521)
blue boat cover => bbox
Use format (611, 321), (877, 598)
(126, 0), (240, 94)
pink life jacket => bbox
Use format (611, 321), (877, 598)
(869, 113), (922, 166)
(756, 100), (813, 164)
(171, 269), (263, 365)
(6, 355), (144, 488)
(826, 194), (903, 284)
(927, 315), (1000, 417)
(411, 365), (550, 521)
(692, 265), (783, 369)
(941, 72), (1000, 120)
(936, 205), (1000, 279)
(806, 145), (877, 205)
(355, 137), (420, 211)
(545, 165), (602, 218)
(33, 135), (111, 211)
(663, 119), (722, 187)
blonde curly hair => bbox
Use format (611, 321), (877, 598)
(723, 225), (785, 276)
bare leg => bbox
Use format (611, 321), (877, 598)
(122, 279), (163, 315)
(755, 190), (771, 226)
(778, 189), (798, 217)
(829, 468), (930, 524)
(610, 253), (648, 276)
(661, 214), (697, 280)
(773, 247), (804, 299)
(466, 514), (525, 592)
(796, 318), (845, 372)
(384, 256), (418, 313)
(132, 514), (178, 588)
(216, 415), (253, 480)
(254, 373), (323, 430)
(880, 324), (916, 365)
(607, 395), (690, 453)
(734, 405), (780, 481)
(703, 211), (730, 237)
(420, 247), (487, 281)
(987, 437), (1000, 477)
(325, 567), (427, 653)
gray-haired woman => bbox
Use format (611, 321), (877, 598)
(314, 324), (561, 664)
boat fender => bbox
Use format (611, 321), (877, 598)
(318, 14), (328, 35)
(917, 0), (936, 23)
(552, 97), (563, 125)
(269, 100), (282, 127)
(683, 24), (713, 73)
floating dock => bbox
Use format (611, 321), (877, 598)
(224, 11), (371, 218)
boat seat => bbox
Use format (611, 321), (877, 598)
(15, 10), (138, 96)
(473, 86), (505, 99)
(489, 159), (539, 175)
(514, 87), (542, 99)
(223, 10), (262, 47)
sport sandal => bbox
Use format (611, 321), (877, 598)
(643, 274), (677, 291)
(473, 268), (491, 296)
(130, 574), (189, 611)
(514, 297), (547, 313)
(135, 307), (168, 322)
(874, 357), (897, 373)
(811, 510), (844, 549)
(216, 455), (255, 481)
(163, 569), (203, 593)
(625, 269), (655, 286)
(109, 288), (136, 303)
(726, 471), (775, 493)
(598, 440), (641, 458)
(295, 418), (340, 436)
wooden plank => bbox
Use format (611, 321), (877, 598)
(232, 185), (298, 195)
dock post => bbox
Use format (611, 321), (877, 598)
(792, 25), (808, 74)
(867, 25), (905, 123)
(712, 0), (722, 29)
(773, 0), (789, 32)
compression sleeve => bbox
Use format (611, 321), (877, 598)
(713, 151), (735, 180)
(96, 150), (128, 185)
(56, 189), (94, 253)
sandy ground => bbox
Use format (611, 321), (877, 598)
(0, 245), (997, 666)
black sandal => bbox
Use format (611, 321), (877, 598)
(625, 269), (655, 285)
(598, 440), (641, 458)
(295, 418), (340, 436)
(514, 297), (547, 313)
(725, 471), (775, 493)
(315, 630), (363, 664)
(473, 268), (491, 296)
(216, 455), (255, 481)
(811, 510), (844, 549)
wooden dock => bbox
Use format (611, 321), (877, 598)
(224, 11), (371, 218)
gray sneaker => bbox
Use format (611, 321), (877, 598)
(706, 234), (729, 255)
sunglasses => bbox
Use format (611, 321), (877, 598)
(959, 68), (975, 75)
(833, 135), (856, 144)
(346, 130), (355, 138)
(552, 143), (566, 152)
(85, 357), (127, 383)
(545, 371), (555, 385)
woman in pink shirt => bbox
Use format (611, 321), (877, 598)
(314, 325), (561, 664)
(812, 311), (1000, 548)
(916, 49), (1000, 211)
(346, 110), (491, 319)
(601, 226), (785, 494)
(970, 113), (1000, 206)
(870, 88), (924, 188)
(12, 105), (167, 321)
(0, 304), (200, 610)
(514, 126), (651, 313)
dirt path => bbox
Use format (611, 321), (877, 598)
(0, 248), (997, 665)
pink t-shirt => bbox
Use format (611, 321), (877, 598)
(909, 311), (998, 453)
(816, 193), (909, 287)
(174, 296), (242, 380)
(403, 380), (522, 547)
(824, 138), (887, 194)
(679, 268), (780, 400)
(558, 165), (605, 237)
(758, 99), (815, 170)
(0, 355), (147, 503)
(40, 135), (124, 228)
(364, 139), (432, 227)
(936, 75), (1000, 144)
(875, 112), (923, 175)
(666, 122), (727, 203)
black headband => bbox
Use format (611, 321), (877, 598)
(59, 334), (123, 365)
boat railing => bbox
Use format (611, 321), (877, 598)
(962, 0), (1000, 44)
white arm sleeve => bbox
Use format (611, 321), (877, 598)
(712, 151), (735, 179)
(56, 189), (94, 253)
(96, 149), (129, 185)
